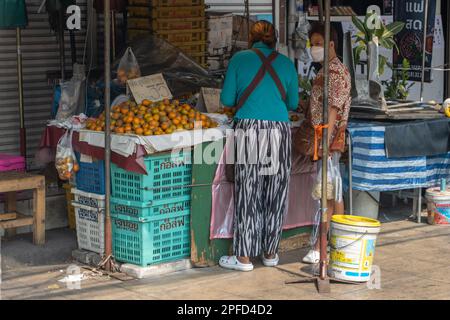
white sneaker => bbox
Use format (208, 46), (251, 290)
(302, 250), (320, 264)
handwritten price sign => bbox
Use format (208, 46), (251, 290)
(127, 73), (172, 104)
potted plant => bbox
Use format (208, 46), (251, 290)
(351, 12), (405, 79)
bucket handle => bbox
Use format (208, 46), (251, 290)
(330, 231), (369, 251)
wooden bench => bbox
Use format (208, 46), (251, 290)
(0, 172), (46, 245)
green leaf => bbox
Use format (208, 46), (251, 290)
(379, 37), (395, 50)
(352, 15), (367, 34)
(378, 55), (388, 75)
(353, 45), (365, 65)
(385, 21), (405, 36)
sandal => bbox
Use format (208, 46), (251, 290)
(261, 254), (279, 267)
(219, 256), (254, 272)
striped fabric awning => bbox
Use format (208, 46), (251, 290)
(347, 121), (450, 192)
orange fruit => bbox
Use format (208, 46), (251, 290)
(152, 114), (160, 121)
(115, 127), (124, 134)
(73, 164), (80, 172)
(172, 118), (180, 125)
(161, 122), (169, 131)
(144, 130), (153, 136)
(133, 118), (140, 125)
(168, 111), (177, 120)
(95, 126), (103, 131)
(135, 128), (144, 135)
(142, 99), (151, 107)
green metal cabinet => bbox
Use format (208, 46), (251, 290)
(190, 139), (311, 267)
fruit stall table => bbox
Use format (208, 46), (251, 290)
(346, 118), (450, 222)
(37, 123), (228, 174)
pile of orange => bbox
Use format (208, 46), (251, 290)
(85, 98), (218, 136)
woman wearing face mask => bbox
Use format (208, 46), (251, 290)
(295, 22), (352, 264)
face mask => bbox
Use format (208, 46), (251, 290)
(311, 46), (324, 62)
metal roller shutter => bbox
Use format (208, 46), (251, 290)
(0, 0), (87, 169)
(205, 0), (273, 16)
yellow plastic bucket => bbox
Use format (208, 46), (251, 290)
(329, 215), (381, 282)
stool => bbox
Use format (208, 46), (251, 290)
(0, 172), (46, 245)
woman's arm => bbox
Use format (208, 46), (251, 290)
(327, 106), (338, 146)
(220, 58), (238, 107)
(286, 63), (300, 111)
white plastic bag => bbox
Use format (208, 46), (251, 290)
(56, 79), (82, 121)
(116, 47), (141, 85)
(312, 157), (335, 201)
(331, 152), (343, 202)
(55, 130), (79, 181)
(311, 154), (343, 202)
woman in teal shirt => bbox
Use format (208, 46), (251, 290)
(219, 20), (299, 272)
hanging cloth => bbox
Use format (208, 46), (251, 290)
(0, 0), (28, 29)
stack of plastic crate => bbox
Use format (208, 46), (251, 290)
(127, 0), (208, 67)
(71, 152), (106, 255)
(110, 149), (192, 266)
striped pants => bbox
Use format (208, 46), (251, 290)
(233, 119), (292, 257)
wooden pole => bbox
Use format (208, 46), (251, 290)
(319, 0), (331, 282)
(103, 0), (112, 272)
(16, 27), (26, 162)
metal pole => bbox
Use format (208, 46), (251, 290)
(16, 28), (26, 161)
(318, 0), (324, 23)
(420, 0), (429, 102)
(59, 8), (66, 80)
(348, 134), (353, 215)
(104, 0), (112, 272)
(111, 10), (116, 61)
(319, 0), (330, 281)
(245, 0), (250, 44)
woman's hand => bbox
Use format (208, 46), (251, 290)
(299, 98), (309, 114)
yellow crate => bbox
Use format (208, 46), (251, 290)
(176, 42), (207, 55)
(156, 28), (206, 43)
(127, 29), (152, 41)
(128, 0), (204, 6)
(152, 0), (204, 6)
(128, 17), (151, 29)
(128, 6), (152, 18)
(152, 5), (206, 19)
(191, 55), (207, 66)
(153, 17), (207, 31)
(63, 183), (76, 230)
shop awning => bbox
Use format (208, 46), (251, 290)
(0, 0), (28, 29)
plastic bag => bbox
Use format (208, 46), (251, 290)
(312, 157), (335, 201)
(116, 47), (141, 85)
(331, 152), (343, 202)
(311, 154), (343, 201)
(56, 79), (82, 121)
(55, 130), (79, 181)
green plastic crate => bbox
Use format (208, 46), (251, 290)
(112, 211), (190, 266)
(111, 197), (190, 219)
(111, 150), (192, 205)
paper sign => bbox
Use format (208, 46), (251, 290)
(196, 87), (223, 113)
(127, 73), (172, 104)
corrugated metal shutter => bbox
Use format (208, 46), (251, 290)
(205, 0), (273, 16)
(0, 0), (87, 169)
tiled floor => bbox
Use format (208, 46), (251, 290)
(1, 218), (450, 300)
